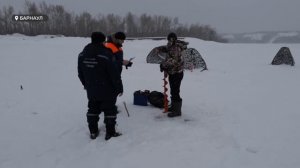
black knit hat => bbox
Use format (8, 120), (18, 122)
(91, 32), (106, 44)
(167, 32), (177, 41)
(114, 32), (126, 40)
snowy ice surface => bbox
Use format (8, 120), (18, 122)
(0, 35), (300, 168)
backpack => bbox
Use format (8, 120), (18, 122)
(148, 91), (165, 108)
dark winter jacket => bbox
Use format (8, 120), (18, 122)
(78, 43), (123, 101)
(105, 35), (124, 75)
(158, 40), (188, 75)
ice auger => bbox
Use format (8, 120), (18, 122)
(163, 71), (169, 113)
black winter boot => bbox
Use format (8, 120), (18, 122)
(105, 124), (122, 141)
(167, 100), (182, 117)
(87, 114), (100, 139)
(168, 102), (174, 112)
(88, 124), (99, 139)
(90, 130), (99, 140)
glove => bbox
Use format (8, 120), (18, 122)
(125, 61), (133, 69)
(160, 63), (166, 72)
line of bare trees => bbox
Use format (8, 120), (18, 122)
(0, 1), (227, 42)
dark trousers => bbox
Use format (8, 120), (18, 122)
(86, 98), (117, 134)
(168, 72), (184, 102)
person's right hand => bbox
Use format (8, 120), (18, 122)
(160, 63), (166, 72)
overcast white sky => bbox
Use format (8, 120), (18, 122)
(1, 0), (300, 33)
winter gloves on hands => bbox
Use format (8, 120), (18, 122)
(125, 61), (133, 69)
(160, 63), (167, 72)
(123, 59), (133, 69)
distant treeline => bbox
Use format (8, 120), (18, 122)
(0, 1), (227, 42)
